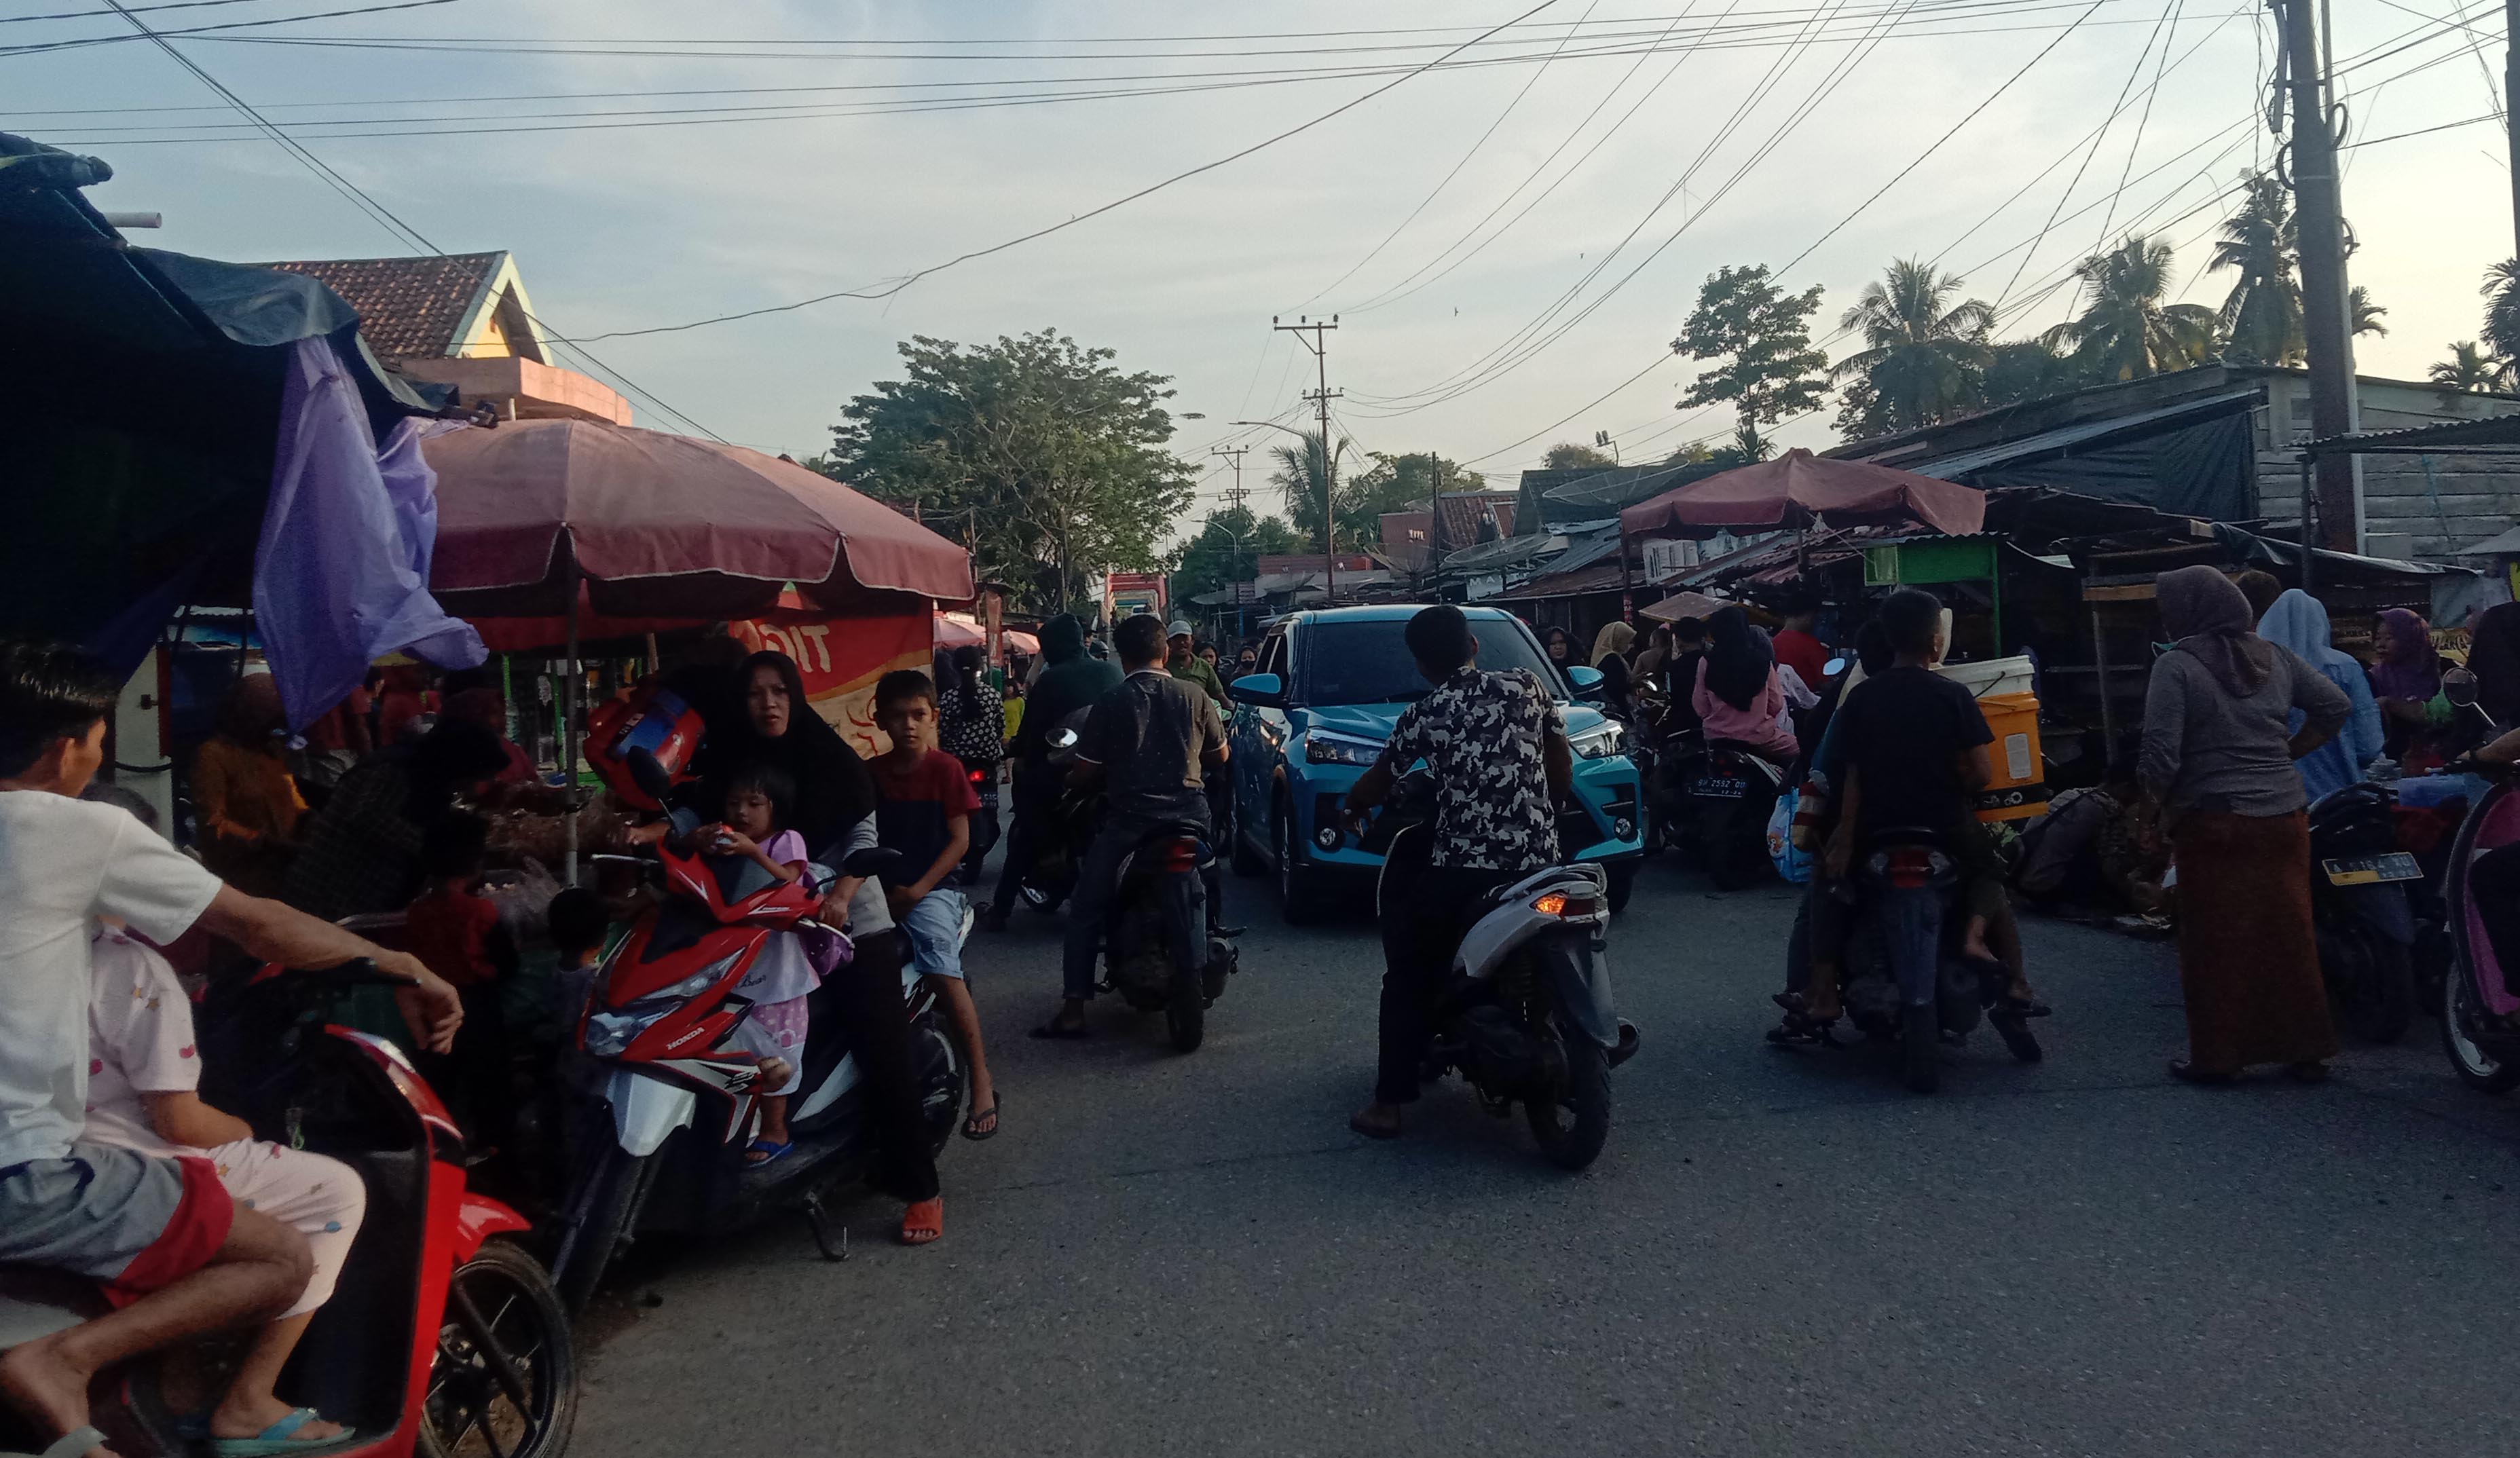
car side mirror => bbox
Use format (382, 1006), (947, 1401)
(1565, 664), (1605, 700)
(1231, 672), (1284, 709)
(2445, 666), (2481, 709)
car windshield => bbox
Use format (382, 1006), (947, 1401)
(1295, 618), (1566, 707)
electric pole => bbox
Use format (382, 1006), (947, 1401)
(2507, 0), (2520, 265)
(1425, 450), (1444, 586)
(1274, 315), (1341, 602)
(2276, 0), (2360, 549)
(1210, 445), (1253, 638)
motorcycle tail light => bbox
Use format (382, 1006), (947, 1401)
(1534, 892), (1600, 918)
(1871, 847), (1946, 889)
(1162, 837), (1202, 872)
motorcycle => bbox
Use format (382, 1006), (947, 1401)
(2435, 673), (2520, 1094)
(1779, 827), (2043, 1092)
(1668, 734), (1787, 890)
(545, 756), (964, 1313)
(2305, 781), (2420, 1043)
(1042, 723), (1238, 1052)
(1366, 770), (1641, 1170)
(2, 959), (576, 1458)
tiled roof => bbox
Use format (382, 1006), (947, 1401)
(259, 252), (504, 358)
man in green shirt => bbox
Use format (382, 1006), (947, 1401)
(1166, 621), (1230, 710)
(1166, 620), (1242, 935)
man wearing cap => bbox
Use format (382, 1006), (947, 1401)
(1166, 620), (1230, 711)
(1165, 620), (1241, 936)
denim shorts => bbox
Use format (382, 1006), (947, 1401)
(0, 1143), (232, 1300)
(901, 886), (969, 981)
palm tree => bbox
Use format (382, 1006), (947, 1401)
(2485, 260), (2520, 361)
(2429, 341), (2508, 392)
(2349, 285), (2388, 338)
(1979, 338), (2089, 408)
(1829, 258), (1995, 434)
(1267, 428), (1354, 551)
(2044, 235), (2218, 381)
(2208, 172), (2303, 365)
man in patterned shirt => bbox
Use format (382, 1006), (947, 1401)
(1340, 605), (1571, 1139)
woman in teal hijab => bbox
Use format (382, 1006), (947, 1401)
(2257, 588), (2384, 800)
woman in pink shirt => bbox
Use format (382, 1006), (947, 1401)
(1692, 606), (1799, 762)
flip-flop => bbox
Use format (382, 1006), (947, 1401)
(743, 1138), (794, 1165)
(204, 1408), (360, 1456)
(900, 1197), (944, 1245)
(962, 1097), (1001, 1141)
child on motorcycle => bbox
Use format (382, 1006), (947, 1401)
(698, 765), (819, 1165)
(870, 671), (999, 1142)
(82, 923), (367, 1450)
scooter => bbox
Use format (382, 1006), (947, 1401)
(544, 757), (964, 1313)
(1041, 722), (1238, 1052)
(2305, 781), (2420, 1043)
(1367, 770), (1640, 1170)
(2433, 671), (2520, 1094)
(1671, 736), (1787, 890)
(1, 960), (576, 1458)
(1778, 827), (2043, 1092)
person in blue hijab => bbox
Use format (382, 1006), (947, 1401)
(2257, 588), (2384, 800)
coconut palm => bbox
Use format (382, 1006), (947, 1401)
(2044, 235), (2218, 381)
(2429, 341), (2508, 392)
(1267, 428), (1355, 550)
(2208, 172), (2303, 365)
(2485, 260), (2520, 361)
(1829, 258), (1995, 434)
(1979, 338), (2089, 407)
(2349, 286), (2388, 338)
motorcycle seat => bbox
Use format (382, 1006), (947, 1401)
(1861, 825), (1950, 851)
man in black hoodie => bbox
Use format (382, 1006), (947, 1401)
(982, 614), (1122, 931)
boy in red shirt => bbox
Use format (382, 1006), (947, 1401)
(404, 814), (516, 1148)
(871, 671), (999, 1142)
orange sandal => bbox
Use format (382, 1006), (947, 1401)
(900, 1197), (943, 1246)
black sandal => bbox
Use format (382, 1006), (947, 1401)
(1029, 1019), (1089, 1040)
(963, 1097), (1001, 1140)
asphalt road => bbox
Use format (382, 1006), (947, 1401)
(576, 850), (2520, 1457)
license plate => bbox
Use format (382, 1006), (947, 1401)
(2322, 852), (2421, 886)
(1690, 777), (1747, 800)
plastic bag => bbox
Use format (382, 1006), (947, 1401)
(1767, 787), (1811, 884)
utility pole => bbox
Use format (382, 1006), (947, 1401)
(1211, 445), (1253, 639)
(1274, 315), (1341, 602)
(2507, 0), (2520, 265)
(2276, 0), (2360, 550)
(1425, 451), (1444, 587)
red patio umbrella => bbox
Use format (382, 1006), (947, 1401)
(1618, 447), (1985, 540)
(424, 418), (974, 618)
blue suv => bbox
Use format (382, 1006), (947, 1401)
(1225, 605), (1645, 922)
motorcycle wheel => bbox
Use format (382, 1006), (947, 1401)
(551, 1145), (649, 1316)
(912, 1013), (968, 1157)
(1605, 862), (1637, 914)
(1275, 807), (1325, 926)
(2326, 920), (2414, 1045)
(1526, 1011), (1612, 1172)
(2441, 962), (2520, 1094)
(421, 1239), (578, 1458)
(1165, 974), (1206, 1053)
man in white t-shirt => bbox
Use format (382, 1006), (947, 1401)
(0, 641), (462, 1458)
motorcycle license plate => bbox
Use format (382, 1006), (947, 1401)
(2322, 852), (2421, 886)
(1690, 776), (1748, 800)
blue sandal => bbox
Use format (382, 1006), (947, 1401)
(206, 1408), (359, 1456)
(744, 1138), (794, 1165)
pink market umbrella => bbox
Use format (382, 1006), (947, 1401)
(424, 419), (974, 618)
(1620, 447), (1985, 540)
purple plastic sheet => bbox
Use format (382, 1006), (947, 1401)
(255, 337), (483, 732)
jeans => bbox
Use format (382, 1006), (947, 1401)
(989, 763), (1056, 916)
(1376, 863), (1519, 1104)
(901, 886), (969, 980)
(1060, 821), (1209, 1002)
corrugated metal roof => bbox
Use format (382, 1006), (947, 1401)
(1908, 389), (2261, 480)
(2301, 411), (2520, 455)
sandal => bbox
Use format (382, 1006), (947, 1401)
(962, 1097), (1001, 1141)
(206, 1409), (360, 1456)
(900, 1197), (944, 1245)
(743, 1138), (793, 1166)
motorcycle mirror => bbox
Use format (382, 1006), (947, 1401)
(624, 745), (676, 804)
(2444, 666), (2481, 708)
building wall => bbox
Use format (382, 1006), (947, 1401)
(2251, 375), (2520, 560)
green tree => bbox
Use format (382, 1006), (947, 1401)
(2350, 285), (2388, 338)
(1544, 441), (1618, 470)
(2430, 340), (2508, 393)
(2485, 260), (2520, 361)
(2043, 236), (2217, 381)
(1978, 338), (2090, 408)
(2209, 172), (2303, 366)
(821, 331), (1196, 611)
(1339, 451), (1485, 545)
(1673, 264), (1830, 459)
(1169, 506), (1303, 608)
(1829, 258), (1994, 439)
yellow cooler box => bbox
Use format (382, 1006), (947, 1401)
(1936, 656), (2047, 824)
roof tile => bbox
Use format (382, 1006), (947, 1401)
(258, 253), (503, 359)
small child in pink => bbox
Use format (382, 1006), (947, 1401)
(697, 766), (819, 1165)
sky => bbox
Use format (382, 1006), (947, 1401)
(8, 0), (2515, 534)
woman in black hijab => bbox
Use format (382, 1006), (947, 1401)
(691, 650), (944, 1241)
(1702, 605), (1775, 711)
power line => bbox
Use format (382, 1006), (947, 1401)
(0, 0), (459, 56)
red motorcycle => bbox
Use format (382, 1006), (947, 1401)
(0, 959), (576, 1458)
(545, 758), (963, 1313)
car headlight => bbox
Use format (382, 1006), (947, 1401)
(1570, 721), (1625, 760)
(1304, 732), (1384, 767)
